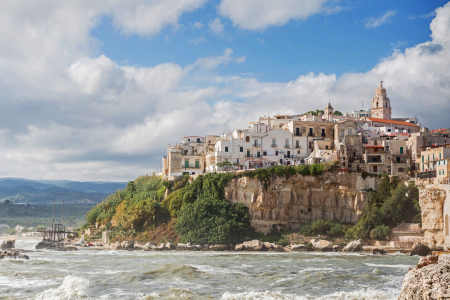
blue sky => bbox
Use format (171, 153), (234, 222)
(91, 0), (445, 82)
(0, 0), (449, 181)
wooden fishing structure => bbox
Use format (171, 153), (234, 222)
(37, 198), (73, 242)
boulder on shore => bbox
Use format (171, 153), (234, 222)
(210, 244), (228, 251)
(343, 239), (363, 252)
(373, 248), (387, 255)
(313, 240), (333, 252)
(1, 239), (15, 250)
(410, 242), (431, 256)
(399, 254), (450, 299)
(290, 244), (308, 251)
(243, 240), (264, 251)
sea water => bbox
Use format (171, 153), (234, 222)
(0, 238), (419, 300)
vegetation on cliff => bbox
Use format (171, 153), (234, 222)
(347, 174), (420, 240)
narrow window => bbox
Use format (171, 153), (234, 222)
(195, 161), (200, 168)
(246, 136), (250, 142)
(185, 160), (189, 168)
(296, 141), (300, 148)
(240, 147), (243, 152)
(400, 147), (403, 154)
(347, 129), (351, 135)
(197, 138), (201, 143)
(422, 156), (424, 163)
(257, 152), (260, 158)
(225, 146), (228, 152)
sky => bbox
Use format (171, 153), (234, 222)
(0, 0), (449, 182)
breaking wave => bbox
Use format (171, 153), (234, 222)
(34, 275), (90, 300)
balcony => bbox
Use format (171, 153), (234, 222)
(245, 154), (253, 158)
(183, 165), (201, 169)
(271, 144), (277, 148)
(284, 155), (294, 158)
(295, 145), (301, 149)
(308, 133), (315, 137)
(416, 171), (436, 179)
(294, 133), (302, 137)
(321, 134), (326, 137)
(253, 144), (260, 148)
(284, 144), (291, 149)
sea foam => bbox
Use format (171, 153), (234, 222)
(34, 275), (90, 300)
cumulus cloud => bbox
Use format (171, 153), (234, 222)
(0, 1), (449, 181)
(209, 18), (225, 34)
(365, 10), (396, 28)
(218, 0), (332, 30)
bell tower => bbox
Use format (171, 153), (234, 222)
(371, 81), (391, 119)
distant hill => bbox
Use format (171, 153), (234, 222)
(0, 178), (127, 205)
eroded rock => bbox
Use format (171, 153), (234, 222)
(242, 240), (263, 251)
(210, 244), (228, 251)
(1, 239), (15, 250)
(399, 254), (450, 299)
(343, 239), (363, 252)
(410, 242), (431, 257)
(373, 248), (387, 255)
(312, 240), (333, 252)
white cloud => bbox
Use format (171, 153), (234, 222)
(218, 0), (332, 30)
(189, 36), (206, 45)
(209, 18), (224, 34)
(192, 22), (204, 29)
(109, 0), (208, 37)
(365, 10), (396, 28)
(0, 1), (450, 181)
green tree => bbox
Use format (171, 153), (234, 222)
(175, 195), (253, 245)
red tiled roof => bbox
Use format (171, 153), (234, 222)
(367, 117), (419, 127)
(431, 128), (450, 133)
(364, 145), (384, 148)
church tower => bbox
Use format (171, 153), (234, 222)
(371, 81), (391, 119)
(324, 102), (334, 120)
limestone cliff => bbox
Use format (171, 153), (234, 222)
(419, 187), (447, 246)
(225, 171), (379, 233)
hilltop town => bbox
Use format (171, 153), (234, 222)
(162, 82), (449, 186)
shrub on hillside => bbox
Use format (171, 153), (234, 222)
(175, 195), (253, 245)
(369, 225), (390, 240)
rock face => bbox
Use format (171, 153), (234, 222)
(1, 239), (15, 250)
(399, 254), (450, 300)
(225, 172), (379, 233)
(410, 242), (431, 257)
(419, 187), (447, 246)
(343, 240), (363, 252)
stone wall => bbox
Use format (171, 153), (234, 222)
(419, 186), (447, 246)
(225, 171), (379, 233)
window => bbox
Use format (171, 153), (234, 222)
(422, 156), (424, 163)
(322, 128), (326, 137)
(263, 151), (267, 156)
(296, 141), (300, 148)
(257, 152), (260, 158)
(398, 168), (405, 172)
(422, 164), (424, 171)
(348, 129), (352, 135)
(298, 150), (300, 154)
(439, 170), (442, 175)
(275, 151), (278, 156)
(285, 139), (290, 147)
(295, 128), (300, 136)
(440, 153), (442, 160)
(272, 139), (276, 147)
(254, 140), (259, 147)
(246, 150), (250, 157)
(400, 147), (403, 154)
(433, 154), (435, 160)
(187, 138), (190, 141)
(195, 161), (200, 168)
(197, 138), (201, 143)
(326, 146), (329, 149)
(185, 160), (189, 168)
(246, 136), (250, 142)
(225, 147), (228, 152)
(240, 147), (243, 152)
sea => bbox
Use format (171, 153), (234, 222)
(0, 238), (419, 300)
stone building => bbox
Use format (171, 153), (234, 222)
(287, 120), (335, 154)
(334, 120), (364, 171)
(416, 144), (450, 184)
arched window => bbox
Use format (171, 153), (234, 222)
(376, 102), (379, 108)
(246, 136), (250, 142)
